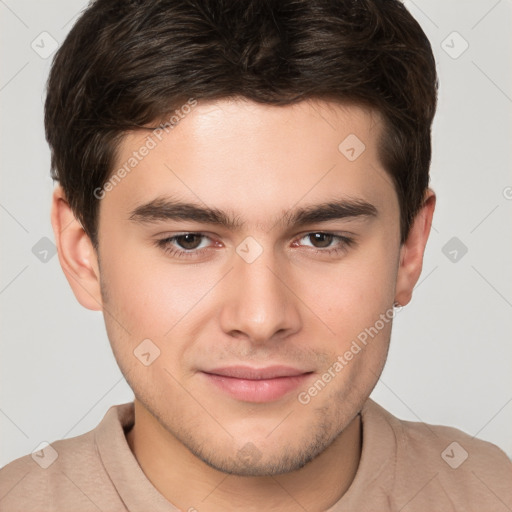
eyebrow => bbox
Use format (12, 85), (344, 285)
(128, 196), (378, 231)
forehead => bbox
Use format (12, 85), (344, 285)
(102, 98), (397, 228)
(118, 97), (383, 166)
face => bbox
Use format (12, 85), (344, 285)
(68, 99), (410, 475)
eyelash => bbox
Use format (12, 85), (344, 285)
(155, 232), (355, 259)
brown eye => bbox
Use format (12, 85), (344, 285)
(308, 233), (334, 248)
(294, 232), (355, 257)
(174, 233), (204, 250)
(156, 232), (217, 260)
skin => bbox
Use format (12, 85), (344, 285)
(51, 98), (435, 511)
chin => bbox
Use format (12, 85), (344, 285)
(185, 423), (340, 477)
(196, 447), (318, 477)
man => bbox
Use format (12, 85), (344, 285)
(1, 0), (511, 510)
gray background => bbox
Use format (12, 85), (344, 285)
(1, 0), (511, 467)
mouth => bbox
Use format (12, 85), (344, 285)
(201, 365), (314, 403)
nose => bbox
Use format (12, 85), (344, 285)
(218, 246), (302, 345)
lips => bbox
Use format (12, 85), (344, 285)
(201, 365), (313, 403)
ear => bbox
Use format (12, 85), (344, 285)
(50, 184), (103, 311)
(394, 188), (436, 307)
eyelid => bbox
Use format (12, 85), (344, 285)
(156, 232), (219, 249)
(157, 230), (353, 245)
(156, 230), (356, 259)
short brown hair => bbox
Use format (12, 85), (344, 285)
(45, 0), (438, 247)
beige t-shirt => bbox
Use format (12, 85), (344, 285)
(1, 399), (511, 511)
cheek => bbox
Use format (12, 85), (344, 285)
(100, 239), (211, 335)
(296, 242), (398, 340)
(98, 249), (213, 387)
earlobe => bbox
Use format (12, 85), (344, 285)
(51, 185), (103, 311)
(394, 189), (436, 307)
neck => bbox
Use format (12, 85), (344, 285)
(126, 399), (362, 512)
